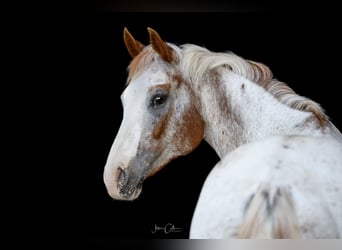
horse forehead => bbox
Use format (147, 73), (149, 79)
(132, 68), (169, 89)
(142, 61), (170, 78)
(122, 70), (168, 102)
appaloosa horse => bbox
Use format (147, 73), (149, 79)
(103, 27), (342, 238)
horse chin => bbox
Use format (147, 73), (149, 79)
(126, 188), (142, 201)
(105, 180), (143, 201)
(118, 184), (143, 201)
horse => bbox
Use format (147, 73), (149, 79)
(103, 27), (342, 238)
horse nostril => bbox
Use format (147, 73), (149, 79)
(118, 167), (126, 185)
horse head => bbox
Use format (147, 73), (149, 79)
(103, 28), (204, 200)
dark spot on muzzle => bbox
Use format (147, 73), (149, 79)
(118, 167), (144, 198)
(117, 148), (158, 198)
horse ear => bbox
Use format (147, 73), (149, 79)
(123, 27), (145, 58)
(147, 27), (174, 64)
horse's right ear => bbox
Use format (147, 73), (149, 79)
(123, 27), (145, 58)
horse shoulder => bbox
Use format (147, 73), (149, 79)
(190, 135), (342, 238)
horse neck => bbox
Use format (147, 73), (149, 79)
(192, 69), (331, 159)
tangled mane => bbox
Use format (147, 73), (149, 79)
(127, 44), (327, 125)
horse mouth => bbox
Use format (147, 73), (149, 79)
(117, 167), (144, 200)
(119, 180), (143, 200)
(119, 186), (142, 200)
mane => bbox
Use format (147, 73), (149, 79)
(127, 43), (327, 125)
(181, 44), (327, 125)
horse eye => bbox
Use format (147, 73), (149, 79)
(151, 93), (168, 108)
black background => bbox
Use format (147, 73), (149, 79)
(67, 3), (342, 248)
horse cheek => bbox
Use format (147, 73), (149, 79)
(176, 107), (204, 155)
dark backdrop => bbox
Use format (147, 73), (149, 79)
(71, 10), (341, 247)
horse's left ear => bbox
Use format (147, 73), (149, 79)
(147, 27), (175, 64)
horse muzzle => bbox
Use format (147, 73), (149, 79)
(117, 167), (144, 200)
(103, 164), (143, 201)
